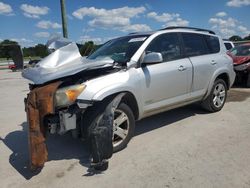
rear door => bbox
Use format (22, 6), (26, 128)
(181, 33), (219, 96)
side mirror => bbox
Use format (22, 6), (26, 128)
(142, 52), (163, 65)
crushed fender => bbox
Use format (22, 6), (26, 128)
(25, 81), (62, 170)
(89, 93), (125, 171)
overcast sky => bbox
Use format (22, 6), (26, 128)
(0, 0), (249, 47)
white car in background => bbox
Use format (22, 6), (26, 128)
(223, 40), (235, 51)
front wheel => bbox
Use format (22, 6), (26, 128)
(82, 102), (135, 153)
(201, 79), (227, 112)
(113, 103), (135, 152)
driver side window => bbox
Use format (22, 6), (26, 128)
(146, 33), (182, 62)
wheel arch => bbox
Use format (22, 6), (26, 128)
(216, 73), (230, 90)
(120, 92), (139, 120)
(98, 91), (140, 120)
(204, 70), (230, 99)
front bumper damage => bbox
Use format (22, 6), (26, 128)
(25, 81), (123, 171)
(23, 37), (122, 171)
(25, 81), (62, 170)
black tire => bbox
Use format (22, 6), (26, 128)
(82, 101), (135, 153)
(201, 79), (227, 112)
(247, 73), (250, 88)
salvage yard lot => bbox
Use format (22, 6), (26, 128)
(0, 69), (250, 188)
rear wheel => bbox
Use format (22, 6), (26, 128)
(247, 73), (250, 88)
(202, 79), (227, 112)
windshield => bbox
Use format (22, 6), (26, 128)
(87, 35), (149, 63)
(230, 45), (250, 57)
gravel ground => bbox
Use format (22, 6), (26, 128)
(0, 69), (250, 188)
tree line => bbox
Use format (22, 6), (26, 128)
(228, 35), (250, 42)
(0, 34), (249, 59)
(0, 40), (49, 59)
(0, 39), (100, 59)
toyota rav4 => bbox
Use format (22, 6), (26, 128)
(22, 27), (235, 170)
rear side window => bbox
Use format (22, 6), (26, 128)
(205, 35), (220, 53)
(182, 33), (209, 57)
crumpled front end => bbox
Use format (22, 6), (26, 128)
(22, 38), (114, 85)
(22, 37), (121, 171)
(25, 81), (62, 170)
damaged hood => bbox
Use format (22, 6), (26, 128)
(22, 39), (114, 84)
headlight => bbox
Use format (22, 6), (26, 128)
(55, 84), (86, 107)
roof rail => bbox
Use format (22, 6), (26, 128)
(128, 32), (138, 35)
(161, 26), (216, 35)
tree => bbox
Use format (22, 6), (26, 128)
(22, 44), (48, 58)
(229, 35), (242, 42)
(244, 35), (250, 41)
(22, 47), (35, 57)
(34, 44), (49, 57)
(79, 41), (96, 56)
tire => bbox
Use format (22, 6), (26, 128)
(201, 79), (227, 112)
(112, 103), (135, 152)
(82, 102), (135, 153)
(247, 73), (250, 88)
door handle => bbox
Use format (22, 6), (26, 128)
(178, 65), (186, 71)
(211, 60), (217, 65)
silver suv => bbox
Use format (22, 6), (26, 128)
(23, 27), (235, 170)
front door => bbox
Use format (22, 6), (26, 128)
(141, 33), (193, 113)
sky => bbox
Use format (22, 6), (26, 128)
(0, 0), (249, 47)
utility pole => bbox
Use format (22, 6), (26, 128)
(60, 0), (68, 38)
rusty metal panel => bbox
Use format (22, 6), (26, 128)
(25, 81), (61, 170)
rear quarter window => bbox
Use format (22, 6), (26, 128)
(182, 33), (209, 57)
(205, 35), (220, 53)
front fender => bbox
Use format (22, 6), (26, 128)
(92, 85), (134, 100)
(77, 71), (130, 101)
(92, 85), (143, 119)
(76, 71), (144, 118)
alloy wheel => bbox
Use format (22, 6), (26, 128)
(213, 83), (226, 108)
(113, 109), (129, 147)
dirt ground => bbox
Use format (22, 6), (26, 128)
(0, 69), (250, 188)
